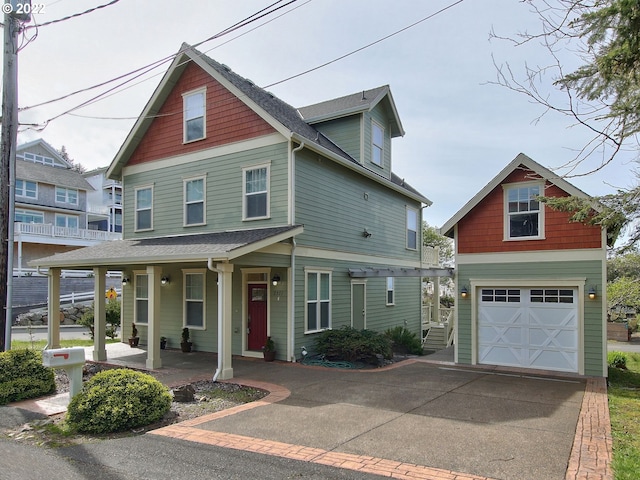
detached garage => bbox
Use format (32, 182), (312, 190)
(441, 154), (608, 377)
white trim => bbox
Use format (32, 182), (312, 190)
(304, 268), (332, 334)
(183, 175), (207, 227)
(242, 162), (271, 221)
(386, 276), (395, 306)
(134, 184), (154, 232)
(456, 248), (604, 265)
(502, 181), (545, 241)
(294, 244), (421, 268)
(182, 87), (207, 143)
(182, 268), (206, 330)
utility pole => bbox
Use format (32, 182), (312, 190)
(1, 2), (28, 351)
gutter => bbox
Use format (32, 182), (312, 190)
(207, 258), (224, 382)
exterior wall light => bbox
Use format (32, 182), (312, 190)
(588, 286), (596, 300)
(460, 286), (469, 299)
(362, 229), (372, 238)
(161, 275), (170, 286)
(271, 274), (281, 286)
(121, 276), (130, 286)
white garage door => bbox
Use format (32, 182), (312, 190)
(478, 288), (578, 372)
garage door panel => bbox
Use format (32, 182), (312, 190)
(529, 328), (578, 349)
(478, 325), (524, 344)
(528, 350), (577, 372)
(479, 345), (523, 367)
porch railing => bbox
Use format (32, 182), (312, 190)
(15, 222), (122, 242)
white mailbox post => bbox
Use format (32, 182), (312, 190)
(42, 347), (86, 399)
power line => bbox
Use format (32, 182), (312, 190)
(25, 0), (122, 30)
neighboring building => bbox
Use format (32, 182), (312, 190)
(441, 153), (608, 376)
(32, 43), (439, 378)
(13, 139), (121, 275)
(84, 167), (123, 233)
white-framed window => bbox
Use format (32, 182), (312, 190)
(305, 269), (331, 333)
(55, 186), (78, 205)
(184, 176), (206, 226)
(183, 88), (206, 143)
(183, 269), (206, 329)
(134, 272), (149, 325)
(406, 207), (418, 250)
(135, 185), (153, 231)
(22, 152), (54, 166)
(16, 179), (37, 198)
(55, 214), (78, 229)
(504, 183), (543, 240)
(386, 277), (395, 306)
(372, 120), (384, 166)
(15, 209), (43, 223)
(243, 163), (270, 220)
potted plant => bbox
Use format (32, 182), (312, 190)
(160, 336), (167, 349)
(128, 323), (139, 348)
(181, 327), (192, 353)
(262, 336), (276, 362)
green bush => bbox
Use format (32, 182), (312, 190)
(608, 350), (628, 369)
(385, 326), (423, 355)
(314, 326), (392, 363)
(78, 299), (121, 340)
(66, 369), (172, 434)
(0, 349), (55, 405)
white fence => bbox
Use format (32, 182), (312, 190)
(15, 222), (122, 242)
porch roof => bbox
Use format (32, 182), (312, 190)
(30, 225), (303, 269)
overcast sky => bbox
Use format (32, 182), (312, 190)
(11, 0), (632, 229)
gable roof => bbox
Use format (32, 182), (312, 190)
(440, 153), (591, 237)
(107, 43), (429, 205)
(298, 85), (405, 137)
(17, 139), (72, 168)
(16, 159), (94, 191)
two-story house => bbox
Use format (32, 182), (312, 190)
(13, 139), (121, 275)
(441, 154), (608, 376)
(32, 43), (436, 380)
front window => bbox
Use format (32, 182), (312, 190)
(505, 184), (542, 239)
(386, 277), (395, 305)
(243, 164), (270, 220)
(16, 179), (37, 198)
(183, 89), (206, 142)
(55, 186), (78, 205)
(135, 186), (153, 231)
(134, 273), (149, 325)
(372, 121), (384, 166)
(184, 270), (205, 329)
(184, 177), (205, 226)
(406, 207), (418, 250)
(15, 209), (43, 223)
(305, 269), (331, 332)
(55, 214), (78, 229)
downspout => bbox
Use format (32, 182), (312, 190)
(290, 141), (304, 361)
(207, 258), (223, 382)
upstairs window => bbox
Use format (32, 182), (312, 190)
(184, 176), (206, 226)
(16, 179), (37, 198)
(505, 184), (543, 239)
(135, 185), (153, 231)
(55, 214), (78, 229)
(183, 89), (206, 143)
(55, 186), (78, 205)
(406, 207), (418, 250)
(372, 121), (384, 166)
(243, 164), (270, 220)
(15, 209), (43, 223)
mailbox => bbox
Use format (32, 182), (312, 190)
(42, 347), (86, 399)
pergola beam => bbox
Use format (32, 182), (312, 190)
(348, 267), (454, 278)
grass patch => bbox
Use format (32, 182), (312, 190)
(198, 386), (266, 403)
(11, 338), (120, 350)
(608, 351), (640, 480)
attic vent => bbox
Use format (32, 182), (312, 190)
(221, 64), (231, 72)
(246, 79), (255, 87)
(315, 131), (320, 142)
(361, 90), (366, 100)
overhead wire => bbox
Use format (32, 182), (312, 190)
(24, 0), (122, 30)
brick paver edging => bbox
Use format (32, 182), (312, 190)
(565, 377), (613, 480)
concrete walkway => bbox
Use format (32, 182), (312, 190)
(8, 344), (613, 480)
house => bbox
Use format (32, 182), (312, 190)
(83, 167), (123, 233)
(13, 139), (121, 276)
(440, 153), (608, 376)
(32, 43), (439, 379)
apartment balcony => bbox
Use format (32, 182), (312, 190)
(422, 245), (440, 268)
(14, 222), (122, 246)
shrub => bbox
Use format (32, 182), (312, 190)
(385, 326), (423, 355)
(0, 349), (55, 405)
(314, 326), (392, 363)
(66, 369), (172, 434)
(608, 351), (628, 369)
(78, 299), (121, 340)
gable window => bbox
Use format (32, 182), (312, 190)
(16, 179), (37, 198)
(386, 277), (395, 306)
(15, 209), (43, 223)
(184, 176), (206, 226)
(55, 214), (78, 230)
(406, 207), (418, 250)
(505, 184), (543, 239)
(135, 185), (153, 231)
(55, 186), (78, 205)
(372, 121), (384, 167)
(183, 88), (206, 143)
(22, 152), (54, 166)
(134, 273), (148, 325)
(243, 164), (270, 220)
(305, 269), (331, 333)
(184, 270), (206, 329)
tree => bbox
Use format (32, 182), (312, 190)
(422, 222), (453, 266)
(608, 250), (640, 282)
(57, 145), (85, 173)
(493, 0), (640, 250)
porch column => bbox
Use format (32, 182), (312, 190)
(217, 263), (234, 380)
(146, 265), (162, 369)
(92, 267), (107, 361)
(47, 268), (61, 349)
(434, 276), (441, 324)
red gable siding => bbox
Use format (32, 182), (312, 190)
(128, 62), (276, 165)
(457, 166), (602, 254)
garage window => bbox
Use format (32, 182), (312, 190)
(481, 288), (520, 303)
(530, 289), (574, 303)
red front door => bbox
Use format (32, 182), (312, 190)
(247, 284), (268, 351)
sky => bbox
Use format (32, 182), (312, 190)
(10, 0), (633, 230)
